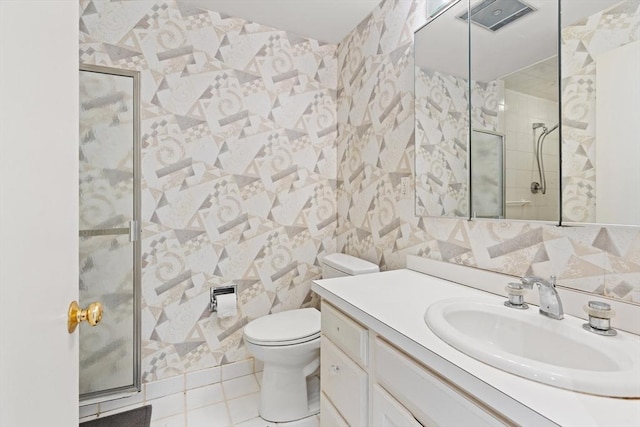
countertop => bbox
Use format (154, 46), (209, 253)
(312, 269), (640, 427)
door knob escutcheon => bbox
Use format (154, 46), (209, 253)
(68, 301), (103, 333)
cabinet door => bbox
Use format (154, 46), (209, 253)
(321, 392), (349, 427)
(375, 338), (511, 427)
(373, 385), (423, 427)
(321, 335), (368, 426)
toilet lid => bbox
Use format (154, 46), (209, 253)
(244, 308), (320, 345)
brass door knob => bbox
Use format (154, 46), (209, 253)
(68, 301), (103, 333)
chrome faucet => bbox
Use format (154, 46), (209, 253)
(520, 275), (564, 320)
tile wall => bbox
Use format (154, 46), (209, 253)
(80, 0), (338, 382)
(503, 89), (559, 221)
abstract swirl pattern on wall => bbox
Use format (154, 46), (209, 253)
(415, 68), (470, 217)
(80, 0), (338, 381)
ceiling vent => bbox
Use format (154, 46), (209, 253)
(458, 0), (536, 32)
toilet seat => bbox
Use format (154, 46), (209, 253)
(244, 308), (321, 346)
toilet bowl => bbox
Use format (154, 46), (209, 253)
(243, 253), (379, 422)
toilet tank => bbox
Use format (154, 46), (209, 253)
(321, 253), (379, 279)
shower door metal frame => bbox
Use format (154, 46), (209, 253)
(79, 64), (141, 402)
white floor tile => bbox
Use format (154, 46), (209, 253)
(187, 401), (231, 427)
(148, 393), (185, 420)
(150, 413), (186, 427)
(227, 392), (260, 425)
(186, 383), (225, 411)
(222, 374), (260, 400)
(78, 361), (321, 427)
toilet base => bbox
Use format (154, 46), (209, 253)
(259, 366), (320, 422)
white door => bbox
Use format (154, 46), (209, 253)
(0, 3), (79, 427)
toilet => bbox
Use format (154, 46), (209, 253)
(243, 253), (379, 422)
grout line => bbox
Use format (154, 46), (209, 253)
(220, 376), (234, 427)
(183, 388), (188, 427)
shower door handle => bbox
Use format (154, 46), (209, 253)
(79, 220), (139, 242)
(128, 220), (139, 242)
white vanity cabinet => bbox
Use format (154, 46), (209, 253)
(320, 302), (369, 427)
(320, 301), (513, 427)
(372, 385), (422, 427)
(374, 338), (510, 427)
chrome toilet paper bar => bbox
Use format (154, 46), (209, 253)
(210, 285), (237, 313)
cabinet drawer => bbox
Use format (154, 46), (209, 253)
(321, 335), (368, 427)
(372, 384), (423, 427)
(320, 392), (349, 427)
(375, 338), (512, 427)
(321, 301), (368, 367)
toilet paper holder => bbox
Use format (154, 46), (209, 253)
(210, 285), (237, 312)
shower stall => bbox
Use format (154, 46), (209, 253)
(79, 65), (141, 401)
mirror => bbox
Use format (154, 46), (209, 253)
(561, 0), (640, 226)
(469, 0), (560, 222)
(415, 0), (640, 226)
(415, 0), (470, 217)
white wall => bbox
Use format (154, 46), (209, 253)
(596, 40), (640, 226)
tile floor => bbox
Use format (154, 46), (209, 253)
(149, 371), (320, 427)
(81, 363), (320, 427)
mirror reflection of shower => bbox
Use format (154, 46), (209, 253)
(531, 122), (558, 194)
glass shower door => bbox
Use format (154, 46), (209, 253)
(79, 65), (140, 400)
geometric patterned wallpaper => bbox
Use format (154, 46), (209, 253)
(414, 66), (500, 217)
(561, 0), (640, 223)
(336, 0), (639, 304)
(80, 0), (337, 382)
(415, 67), (471, 218)
(79, 0), (640, 385)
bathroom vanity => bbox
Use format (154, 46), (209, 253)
(312, 257), (640, 427)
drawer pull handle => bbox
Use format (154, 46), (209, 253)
(329, 364), (340, 376)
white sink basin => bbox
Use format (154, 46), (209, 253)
(425, 298), (640, 397)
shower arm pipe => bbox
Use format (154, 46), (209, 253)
(536, 130), (547, 194)
(532, 124), (558, 195)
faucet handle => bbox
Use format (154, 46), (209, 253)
(504, 282), (529, 310)
(583, 301), (617, 336)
